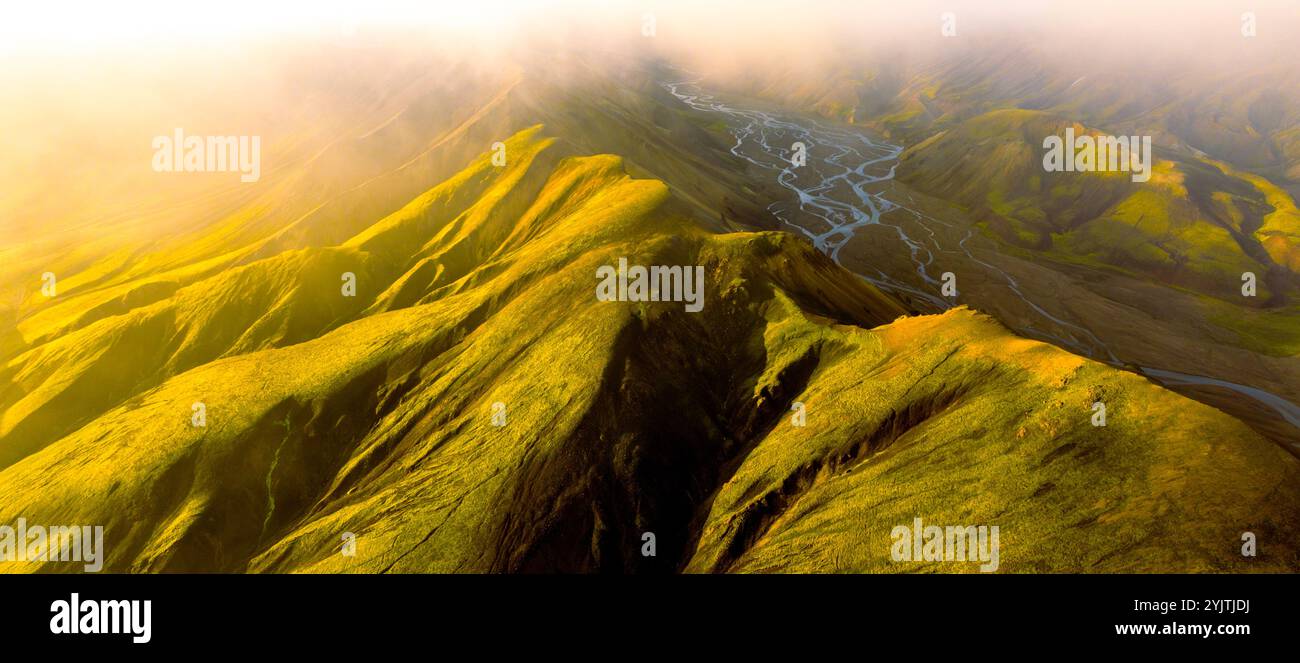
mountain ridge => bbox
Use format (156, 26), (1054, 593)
(3, 126), (1297, 573)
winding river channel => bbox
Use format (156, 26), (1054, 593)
(662, 74), (1300, 447)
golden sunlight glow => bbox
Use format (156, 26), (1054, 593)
(0, 0), (559, 51)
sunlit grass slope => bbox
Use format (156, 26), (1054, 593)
(898, 109), (1298, 301)
(1, 128), (1296, 573)
(687, 310), (1299, 573)
(0, 127), (560, 466)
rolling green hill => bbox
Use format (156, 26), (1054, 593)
(3, 127), (1297, 573)
(897, 109), (1299, 301)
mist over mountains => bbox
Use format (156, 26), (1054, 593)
(2, 2), (1298, 573)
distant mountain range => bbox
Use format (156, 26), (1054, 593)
(2, 45), (1298, 573)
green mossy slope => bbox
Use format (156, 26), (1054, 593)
(2, 127), (1296, 574)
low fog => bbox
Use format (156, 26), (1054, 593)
(2, 0), (1296, 237)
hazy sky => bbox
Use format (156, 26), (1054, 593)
(2, 0), (1296, 63)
